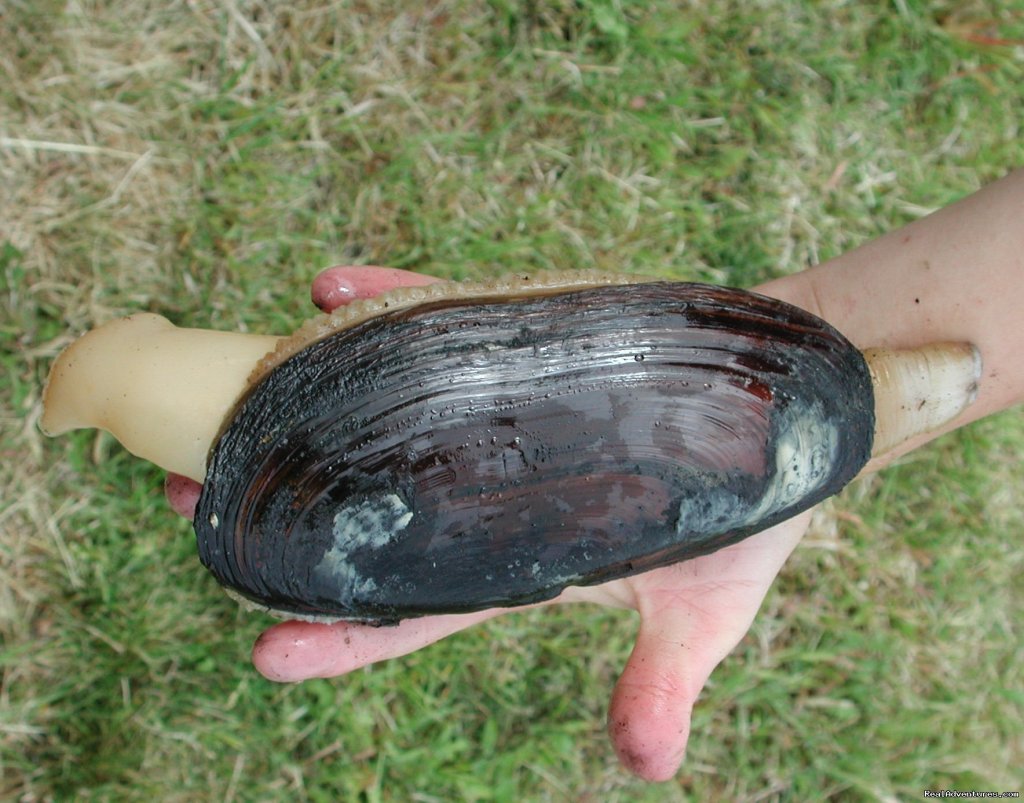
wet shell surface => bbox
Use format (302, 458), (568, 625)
(194, 281), (874, 623)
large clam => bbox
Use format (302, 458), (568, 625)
(41, 272), (979, 623)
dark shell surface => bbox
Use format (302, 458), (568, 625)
(195, 282), (874, 622)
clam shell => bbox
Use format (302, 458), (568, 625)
(195, 281), (874, 622)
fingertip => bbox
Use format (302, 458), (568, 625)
(311, 265), (439, 312)
(608, 677), (691, 781)
(164, 473), (201, 518)
(252, 620), (345, 682)
(311, 267), (357, 312)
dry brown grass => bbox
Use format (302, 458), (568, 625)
(3, 1), (1022, 799)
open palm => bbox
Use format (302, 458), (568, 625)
(165, 266), (815, 781)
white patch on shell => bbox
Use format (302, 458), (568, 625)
(313, 493), (413, 600)
(675, 400), (840, 535)
(758, 401), (839, 517)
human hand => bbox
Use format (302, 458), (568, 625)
(164, 265), (816, 781)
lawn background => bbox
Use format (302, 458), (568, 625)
(2, 1), (1022, 800)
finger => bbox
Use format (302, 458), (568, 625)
(165, 472), (201, 518)
(311, 265), (439, 312)
(607, 515), (809, 781)
(252, 609), (504, 681)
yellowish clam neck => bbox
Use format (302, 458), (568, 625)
(41, 313), (282, 483)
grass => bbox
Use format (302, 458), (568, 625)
(3, 1), (1023, 799)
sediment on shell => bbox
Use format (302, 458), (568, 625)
(249, 271), (645, 385)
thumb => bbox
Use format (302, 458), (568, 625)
(607, 513), (811, 780)
(607, 612), (719, 782)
